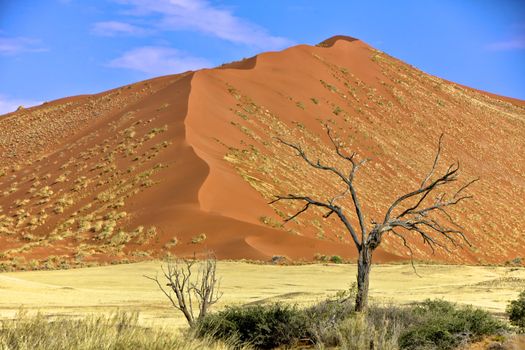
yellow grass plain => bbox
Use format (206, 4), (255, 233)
(1, 262), (524, 330)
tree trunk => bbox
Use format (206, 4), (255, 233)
(355, 246), (372, 312)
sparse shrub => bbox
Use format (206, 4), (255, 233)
(399, 299), (506, 350)
(310, 97), (319, 104)
(507, 257), (523, 266)
(21, 233), (37, 242)
(270, 255), (288, 265)
(145, 125), (168, 140)
(330, 255), (343, 264)
(52, 206), (64, 214)
(96, 221), (116, 240)
(136, 226), (157, 244)
(110, 230), (131, 246)
(507, 289), (525, 329)
(91, 220), (103, 232)
(164, 237), (178, 248)
(192, 233), (207, 244)
(259, 216), (282, 228)
(333, 106), (343, 115)
(196, 303), (308, 349)
(123, 127), (136, 138)
(53, 174), (67, 184)
(314, 253), (329, 262)
(35, 186), (53, 198)
(28, 259), (40, 270)
(14, 199), (30, 208)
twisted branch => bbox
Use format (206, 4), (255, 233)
(272, 127), (476, 258)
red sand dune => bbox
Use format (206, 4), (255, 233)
(0, 36), (524, 270)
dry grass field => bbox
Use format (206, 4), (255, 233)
(1, 261), (523, 331)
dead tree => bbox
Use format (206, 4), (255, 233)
(145, 255), (222, 327)
(271, 127), (477, 312)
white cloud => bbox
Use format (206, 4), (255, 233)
(0, 95), (42, 115)
(108, 46), (211, 75)
(487, 37), (525, 51)
(0, 36), (47, 55)
(113, 0), (292, 50)
(91, 21), (148, 36)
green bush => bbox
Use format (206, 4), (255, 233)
(507, 289), (525, 329)
(197, 293), (358, 349)
(330, 255), (343, 264)
(196, 303), (308, 349)
(196, 296), (505, 350)
(399, 300), (506, 350)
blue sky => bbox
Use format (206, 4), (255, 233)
(1, 0), (524, 114)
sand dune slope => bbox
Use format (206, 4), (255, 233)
(1, 36), (524, 269)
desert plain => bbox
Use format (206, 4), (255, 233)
(1, 261), (523, 330)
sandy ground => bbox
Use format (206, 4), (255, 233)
(1, 261), (523, 330)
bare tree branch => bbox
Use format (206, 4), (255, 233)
(272, 127), (476, 312)
(145, 254), (222, 327)
(270, 194), (361, 248)
(383, 163), (460, 224)
(391, 229), (421, 277)
(421, 133), (444, 188)
(325, 125), (369, 238)
(275, 137), (349, 186)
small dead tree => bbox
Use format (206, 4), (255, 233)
(272, 127), (477, 312)
(145, 255), (222, 327)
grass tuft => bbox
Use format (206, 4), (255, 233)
(0, 310), (244, 350)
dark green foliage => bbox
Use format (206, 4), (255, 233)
(507, 289), (525, 329)
(329, 255), (343, 264)
(197, 291), (356, 349)
(399, 300), (506, 350)
(332, 106), (343, 115)
(196, 296), (505, 350)
(196, 303), (308, 349)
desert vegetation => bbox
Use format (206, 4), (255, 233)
(195, 294), (508, 349)
(0, 311), (245, 350)
(507, 289), (525, 330)
(141, 258), (519, 349)
(1, 286), (521, 349)
(1, 261), (525, 349)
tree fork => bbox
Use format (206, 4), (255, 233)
(272, 126), (476, 312)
